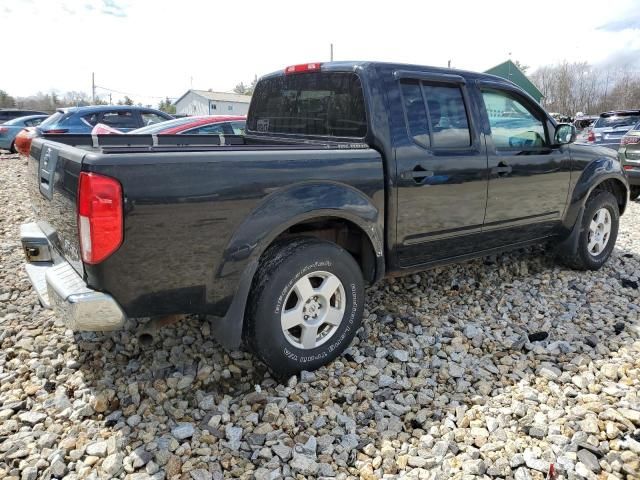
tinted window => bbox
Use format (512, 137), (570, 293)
(82, 113), (100, 127)
(400, 80), (430, 147)
(482, 90), (546, 149)
(424, 84), (471, 148)
(249, 72), (367, 138)
(141, 112), (168, 126)
(100, 111), (139, 129)
(183, 123), (227, 135)
(131, 116), (204, 134)
(24, 117), (45, 127)
(400, 80), (471, 148)
(230, 121), (246, 135)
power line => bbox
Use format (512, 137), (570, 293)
(94, 84), (178, 101)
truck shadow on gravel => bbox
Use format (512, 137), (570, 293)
(68, 243), (640, 475)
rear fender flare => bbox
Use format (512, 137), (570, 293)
(212, 181), (384, 349)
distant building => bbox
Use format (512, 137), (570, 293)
(484, 60), (543, 103)
(173, 89), (252, 116)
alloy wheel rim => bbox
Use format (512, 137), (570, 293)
(587, 207), (611, 256)
(280, 271), (346, 350)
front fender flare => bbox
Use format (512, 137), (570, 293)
(563, 156), (628, 230)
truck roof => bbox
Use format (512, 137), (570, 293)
(262, 60), (519, 88)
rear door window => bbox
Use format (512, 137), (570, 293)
(400, 79), (472, 149)
(141, 111), (168, 126)
(100, 110), (139, 129)
(81, 113), (100, 127)
(24, 118), (45, 127)
(230, 121), (246, 135)
(183, 123), (229, 135)
(248, 72), (367, 138)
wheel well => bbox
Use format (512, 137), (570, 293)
(271, 217), (378, 283)
(593, 178), (627, 215)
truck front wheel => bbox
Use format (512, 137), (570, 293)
(559, 190), (620, 270)
(245, 237), (365, 377)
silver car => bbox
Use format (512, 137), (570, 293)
(587, 110), (640, 149)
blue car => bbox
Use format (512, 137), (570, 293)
(0, 115), (48, 152)
(37, 105), (173, 134)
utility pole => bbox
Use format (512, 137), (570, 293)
(92, 72), (96, 104)
(109, 93), (112, 105)
(447, 59), (451, 68)
(330, 43), (334, 62)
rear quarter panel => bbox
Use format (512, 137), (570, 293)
(82, 148), (385, 318)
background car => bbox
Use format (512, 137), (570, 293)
(37, 105), (173, 134)
(0, 115), (48, 152)
(0, 109), (48, 124)
(128, 115), (246, 135)
(618, 121), (640, 200)
(586, 110), (640, 149)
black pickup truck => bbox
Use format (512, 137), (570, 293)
(21, 61), (629, 376)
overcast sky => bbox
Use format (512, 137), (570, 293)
(2, 0), (639, 105)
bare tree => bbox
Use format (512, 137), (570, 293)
(531, 60), (640, 115)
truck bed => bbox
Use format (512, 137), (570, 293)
(28, 134), (384, 319)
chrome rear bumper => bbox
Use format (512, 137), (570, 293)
(21, 222), (125, 331)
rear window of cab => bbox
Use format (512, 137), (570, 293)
(248, 72), (367, 138)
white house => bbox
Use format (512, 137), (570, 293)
(173, 89), (252, 116)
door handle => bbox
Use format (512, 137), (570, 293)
(491, 162), (512, 176)
(402, 165), (434, 184)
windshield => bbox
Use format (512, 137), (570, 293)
(4, 116), (33, 126)
(593, 114), (640, 129)
(248, 72), (367, 138)
(130, 116), (204, 134)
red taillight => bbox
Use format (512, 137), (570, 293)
(15, 128), (35, 156)
(284, 62), (322, 75)
(587, 130), (595, 143)
(624, 165), (633, 170)
(0, 127), (8, 134)
(77, 172), (123, 264)
(43, 129), (69, 134)
(621, 135), (640, 145)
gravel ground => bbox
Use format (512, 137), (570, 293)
(0, 151), (639, 480)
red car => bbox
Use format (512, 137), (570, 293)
(128, 115), (246, 135)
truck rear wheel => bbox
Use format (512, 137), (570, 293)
(630, 186), (640, 201)
(559, 190), (619, 270)
(245, 237), (364, 377)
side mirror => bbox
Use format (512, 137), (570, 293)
(554, 123), (577, 145)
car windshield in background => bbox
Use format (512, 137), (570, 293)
(593, 114), (640, 129)
(130, 116), (202, 134)
(248, 72), (367, 138)
(4, 117), (30, 126)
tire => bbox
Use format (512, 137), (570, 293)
(9, 141), (16, 154)
(559, 190), (619, 270)
(630, 186), (640, 201)
(245, 237), (365, 377)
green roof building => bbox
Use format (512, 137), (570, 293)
(484, 60), (543, 103)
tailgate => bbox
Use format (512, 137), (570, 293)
(28, 139), (85, 275)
